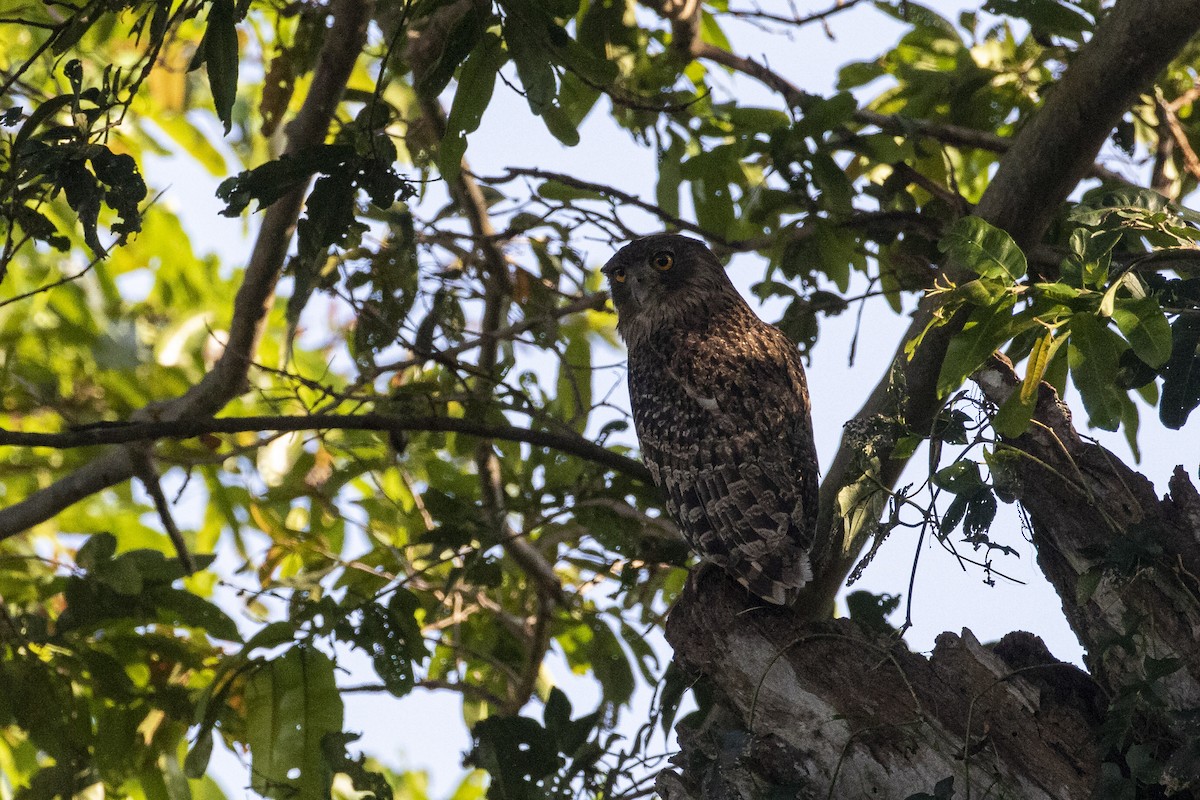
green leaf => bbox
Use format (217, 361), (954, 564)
(939, 493), (970, 537)
(77, 533), (117, 570)
(440, 31), (506, 179)
(540, 101), (581, 146)
(506, 18), (555, 115)
(244, 621), (299, 654)
(992, 389), (1036, 438)
(1160, 316), (1200, 429)
(836, 453), (889, 547)
(658, 663), (687, 737)
(96, 556), (144, 595)
(555, 325), (593, 432)
(470, 715), (562, 796)
(809, 151), (854, 215)
(415, 5), (484, 97)
(244, 647), (344, 800)
(217, 146), (353, 216)
(963, 490), (997, 538)
(150, 586), (243, 642)
(289, 169), (364, 336)
(184, 730), (215, 779)
(161, 751), (192, 800)
(845, 590), (900, 635)
(1020, 327), (1065, 404)
(1111, 296), (1171, 369)
(932, 460), (984, 494)
(982, 0), (1092, 42)
(837, 60), (887, 90)
(1068, 313), (1127, 430)
(587, 617), (635, 707)
(354, 591), (428, 696)
(873, 0), (959, 38)
(203, 0), (239, 134)
(938, 216), (1027, 282)
(656, 135), (685, 218)
(936, 294), (1018, 397)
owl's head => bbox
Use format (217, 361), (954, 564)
(602, 234), (741, 346)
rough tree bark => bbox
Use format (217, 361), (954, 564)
(658, 1), (1200, 796)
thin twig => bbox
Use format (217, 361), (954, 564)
(723, 0), (868, 29)
(131, 449), (196, 574)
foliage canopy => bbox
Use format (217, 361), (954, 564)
(2, 0), (1200, 798)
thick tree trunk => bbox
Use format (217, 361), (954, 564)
(659, 570), (1106, 799)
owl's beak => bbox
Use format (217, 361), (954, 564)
(628, 273), (652, 308)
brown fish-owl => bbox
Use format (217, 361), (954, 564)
(603, 234), (819, 605)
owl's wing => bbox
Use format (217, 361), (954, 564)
(668, 324), (819, 605)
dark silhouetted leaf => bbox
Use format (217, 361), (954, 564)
(204, 0), (239, 133)
(1160, 316), (1200, 429)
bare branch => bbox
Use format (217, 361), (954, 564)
(487, 166), (940, 251)
(722, 0), (869, 29)
(1163, 98), (1200, 181)
(0, 413), (651, 484)
(342, 679), (508, 707)
(0, 252), (104, 309)
(372, 292), (610, 375)
(485, 167), (718, 243)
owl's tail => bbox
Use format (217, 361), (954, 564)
(731, 548), (812, 606)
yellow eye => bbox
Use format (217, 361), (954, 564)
(610, 266), (627, 283)
(651, 252), (674, 271)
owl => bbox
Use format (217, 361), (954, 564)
(603, 233), (819, 606)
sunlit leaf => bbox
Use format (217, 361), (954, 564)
(244, 647), (344, 800)
(939, 216), (1027, 282)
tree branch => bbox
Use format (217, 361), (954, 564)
(487, 166), (940, 250)
(722, 0), (869, 30)
(371, 292), (609, 376)
(684, 23), (1132, 185)
(0, 0), (376, 538)
(131, 449), (196, 574)
(0, 412), (650, 482)
(409, 6), (569, 627)
(973, 356), (1200, 705)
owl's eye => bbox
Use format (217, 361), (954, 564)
(610, 266), (627, 283)
(651, 252), (674, 271)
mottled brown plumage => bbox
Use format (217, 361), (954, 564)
(603, 234), (819, 606)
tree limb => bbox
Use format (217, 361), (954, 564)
(0, 412), (651, 484)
